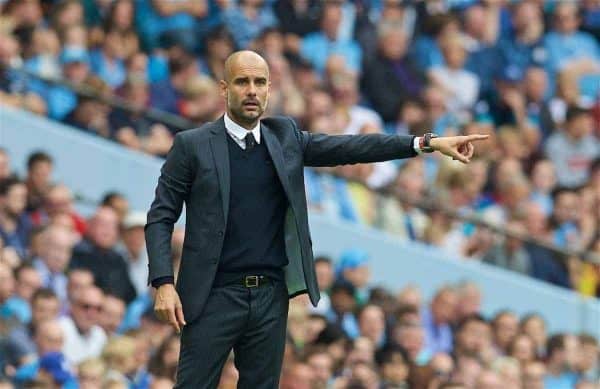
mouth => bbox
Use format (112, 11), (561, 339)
(243, 101), (259, 110)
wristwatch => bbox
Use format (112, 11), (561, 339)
(419, 132), (438, 153)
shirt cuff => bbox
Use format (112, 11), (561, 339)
(413, 136), (423, 154)
(151, 276), (174, 288)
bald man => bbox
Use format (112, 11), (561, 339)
(146, 50), (488, 388)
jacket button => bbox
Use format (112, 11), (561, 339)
(217, 231), (224, 237)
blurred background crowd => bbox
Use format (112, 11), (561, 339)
(0, 0), (599, 388)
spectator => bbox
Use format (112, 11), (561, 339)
(496, 1), (546, 76)
(576, 334), (599, 382)
(149, 53), (198, 115)
(376, 345), (410, 388)
(361, 22), (424, 123)
(544, 2), (600, 79)
(508, 333), (537, 367)
(100, 191), (129, 224)
(357, 304), (387, 350)
(31, 225), (74, 304)
(222, 0), (278, 50)
(6, 288), (60, 364)
(100, 294), (125, 336)
(10, 264), (41, 323)
(482, 219), (532, 275)
(300, 2), (362, 74)
(429, 33), (480, 116)
(102, 336), (138, 386)
(453, 314), (494, 363)
(522, 360), (546, 389)
(544, 334), (581, 389)
(24, 152), (53, 214)
(545, 106), (599, 189)
(30, 184), (87, 236)
(422, 286), (456, 355)
(76, 358), (106, 389)
(309, 256), (334, 316)
(0, 178), (31, 260)
(336, 248), (371, 306)
(304, 346), (334, 388)
(89, 27), (127, 89)
(69, 206), (136, 304)
(117, 212), (148, 297)
(58, 285), (107, 365)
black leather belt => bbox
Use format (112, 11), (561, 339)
(212, 274), (272, 288)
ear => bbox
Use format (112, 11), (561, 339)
(219, 80), (228, 99)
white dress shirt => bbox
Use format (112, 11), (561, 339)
(224, 113), (261, 150)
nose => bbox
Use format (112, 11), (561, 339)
(247, 82), (257, 96)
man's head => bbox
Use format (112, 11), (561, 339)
(14, 264), (42, 301)
(524, 67), (548, 103)
(520, 313), (547, 353)
(314, 256), (334, 292)
(34, 319), (64, 355)
(553, 2), (581, 34)
(0, 177), (27, 219)
(565, 106), (594, 140)
(455, 314), (492, 358)
(577, 334), (599, 375)
(67, 268), (94, 301)
(337, 249), (370, 289)
(280, 362), (315, 389)
(358, 304), (386, 345)
(431, 286), (458, 324)
(522, 360), (545, 389)
(304, 347), (334, 387)
(512, 1), (544, 36)
(44, 184), (74, 217)
(87, 206), (120, 249)
(70, 285), (104, 333)
(40, 225), (75, 273)
(121, 211), (146, 257)
(546, 334), (579, 371)
(492, 310), (519, 352)
(31, 288), (60, 324)
(377, 23), (408, 61)
(100, 294), (126, 335)
(220, 50), (270, 128)
(26, 151), (53, 192)
(377, 346), (410, 384)
(320, 2), (343, 40)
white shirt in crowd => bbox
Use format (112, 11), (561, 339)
(58, 316), (107, 365)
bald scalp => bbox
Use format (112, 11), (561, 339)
(223, 50), (269, 82)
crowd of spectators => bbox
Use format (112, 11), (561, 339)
(1, 0), (600, 292)
(0, 0), (599, 386)
(0, 149), (599, 388)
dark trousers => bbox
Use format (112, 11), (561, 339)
(174, 278), (289, 388)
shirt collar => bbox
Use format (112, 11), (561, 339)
(224, 113), (261, 144)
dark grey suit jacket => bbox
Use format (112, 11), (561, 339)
(145, 115), (417, 323)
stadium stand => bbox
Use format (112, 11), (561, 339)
(0, 0), (599, 388)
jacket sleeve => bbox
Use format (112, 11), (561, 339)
(145, 133), (195, 284)
(290, 117), (418, 167)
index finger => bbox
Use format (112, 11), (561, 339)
(465, 134), (489, 142)
(167, 307), (181, 333)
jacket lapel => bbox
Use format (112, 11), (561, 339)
(261, 123), (292, 201)
(209, 117), (230, 223)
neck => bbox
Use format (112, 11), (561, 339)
(227, 111), (258, 130)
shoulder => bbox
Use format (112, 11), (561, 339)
(175, 119), (223, 143)
(261, 115), (297, 131)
